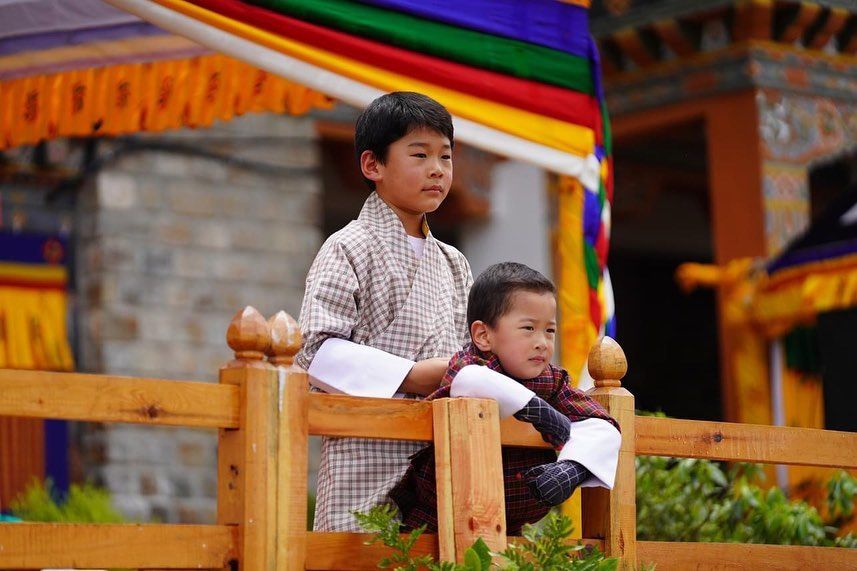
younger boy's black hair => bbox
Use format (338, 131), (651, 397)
(467, 262), (556, 328)
(355, 92), (454, 190)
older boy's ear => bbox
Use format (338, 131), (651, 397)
(360, 150), (383, 183)
(470, 320), (492, 352)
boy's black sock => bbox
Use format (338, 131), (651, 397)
(523, 460), (590, 507)
(513, 396), (571, 448)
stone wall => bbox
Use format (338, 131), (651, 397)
(75, 113), (322, 522)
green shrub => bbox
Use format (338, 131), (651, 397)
(9, 479), (125, 523)
(354, 505), (623, 570)
(636, 456), (857, 547)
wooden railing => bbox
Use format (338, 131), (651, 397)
(0, 306), (855, 570)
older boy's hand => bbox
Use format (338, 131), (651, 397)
(400, 357), (450, 396)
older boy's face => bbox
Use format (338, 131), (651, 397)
(484, 291), (557, 379)
(372, 127), (452, 217)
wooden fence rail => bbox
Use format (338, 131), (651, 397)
(0, 305), (855, 570)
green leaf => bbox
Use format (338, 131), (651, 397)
(469, 538), (492, 570)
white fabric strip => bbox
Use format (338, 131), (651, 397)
(557, 418), (621, 489)
(450, 365), (535, 418)
(103, 0), (598, 183)
(307, 338), (414, 398)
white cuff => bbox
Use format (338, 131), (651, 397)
(449, 365), (535, 418)
(307, 338), (414, 398)
(557, 418), (621, 489)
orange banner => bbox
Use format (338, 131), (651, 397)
(0, 54), (334, 150)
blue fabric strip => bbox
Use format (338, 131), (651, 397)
(0, 232), (67, 265)
(768, 238), (857, 274)
(353, 0), (590, 58)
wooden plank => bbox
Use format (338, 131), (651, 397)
(432, 400), (456, 562)
(218, 364), (279, 571)
(583, 387), (637, 570)
(303, 533), (605, 570)
(305, 532), (438, 570)
(447, 398), (506, 561)
(637, 540), (857, 570)
(635, 416), (857, 468)
(217, 369), (244, 565)
(243, 366), (279, 571)
(0, 523), (236, 568)
(276, 365), (309, 571)
(0, 369), (239, 428)
(500, 416), (553, 448)
(0, 417), (44, 508)
(308, 393), (433, 440)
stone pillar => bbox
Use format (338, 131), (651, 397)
(75, 113), (322, 522)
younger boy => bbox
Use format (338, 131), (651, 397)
(297, 92), (472, 531)
(390, 262), (621, 535)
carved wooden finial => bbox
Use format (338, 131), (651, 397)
(587, 336), (627, 388)
(226, 306), (271, 362)
(266, 310), (302, 366)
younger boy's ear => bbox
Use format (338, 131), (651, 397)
(360, 150), (383, 183)
(470, 320), (492, 352)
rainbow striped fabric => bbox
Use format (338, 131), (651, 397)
(104, 0), (616, 374)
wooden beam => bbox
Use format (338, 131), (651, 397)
(807, 7), (851, 50)
(636, 416), (857, 468)
(432, 400), (457, 561)
(612, 29), (657, 68)
(0, 369), (239, 428)
(219, 307), (281, 571)
(777, 2), (823, 43)
(0, 523), (236, 569)
(308, 393), (433, 440)
(583, 382), (637, 569)
(500, 416), (553, 448)
(446, 398), (507, 560)
(652, 19), (696, 57)
(305, 532), (438, 570)
(304, 532), (604, 570)
(733, 0), (773, 42)
(638, 540), (857, 570)
(276, 364), (310, 570)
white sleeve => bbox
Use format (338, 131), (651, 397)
(307, 338), (414, 398)
(450, 365), (535, 418)
(557, 418), (622, 489)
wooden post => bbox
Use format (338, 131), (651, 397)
(433, 397), (507, 562)
(582, 337), (636, 569)
(267, 310), (308, 571)
(219, 306), (279, 571)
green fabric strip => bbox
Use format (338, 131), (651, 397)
(584, 243), (600, 290)
(600, 102), (612, 156)
(250, 0), (594, 94)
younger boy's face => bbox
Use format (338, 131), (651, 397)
(473, 291), (557, 380)
(365, 127), (452, 218)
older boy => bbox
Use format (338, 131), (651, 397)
(390, 262), (621, 534)
(297, 92), (472, 531)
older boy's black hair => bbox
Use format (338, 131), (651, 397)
(467, 262), (556, 327)
(355, 92), (454, 190)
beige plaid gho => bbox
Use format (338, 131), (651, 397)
(297, 191), (472, 531)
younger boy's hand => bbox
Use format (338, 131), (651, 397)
(401, 357), (450, 396)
